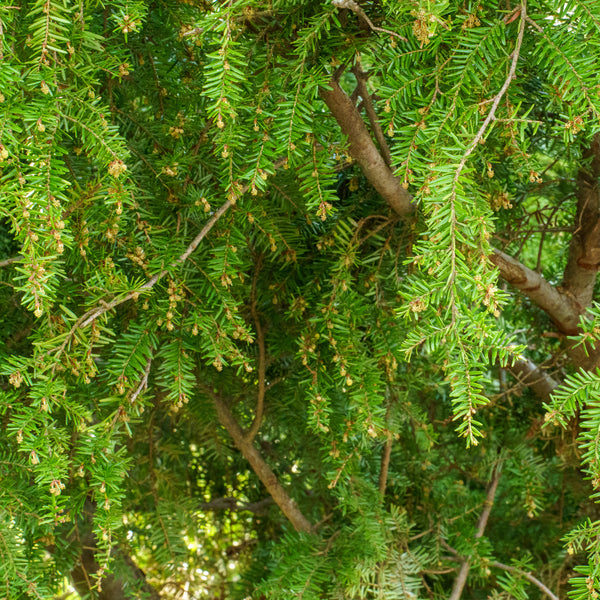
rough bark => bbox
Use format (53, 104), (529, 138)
(490, 250), (581, 335)
(562, 136), (600, 309)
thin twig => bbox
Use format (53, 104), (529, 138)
(332, 0), (407, 42)
(55, 157), (289, 346)
(378, 435), (393, 495)
(76, 198), (234, 331)
(246, 254), (266, 443)
(378, 394), (396, 496)
(128, 356), (152, 404)
(453, 3), (527, 184)
(352, 64), (392, 168)
(491, 560), (559, 600)
(443, 543), (557, 600)
(449, 460), (503, 600)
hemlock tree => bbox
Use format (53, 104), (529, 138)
(3, 0), (600, 598)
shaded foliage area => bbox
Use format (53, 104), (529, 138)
(2, 0), (600, 599)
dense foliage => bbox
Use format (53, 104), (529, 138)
(3, 0), (600, 598)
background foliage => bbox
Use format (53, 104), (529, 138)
(2, 0), (600, 598)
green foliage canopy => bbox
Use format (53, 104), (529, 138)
(2, 0), (600, 598)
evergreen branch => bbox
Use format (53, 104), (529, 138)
(509, 357), (560, 400)
(562, 136), (600, 310)
(50, 198), (234, 364)
(77, 198), (234, 329)
(449, 460), (502, 600)
(490, 561), (559, 600)
(319, 79), (414, 217)
(207, 387), (314, 534)
(444, 3), (527, 303)
(245, 253), (266, 443)
(450, 3), (526, 183)
(352, 64), (392, 168)
(490, 249), (581, 335)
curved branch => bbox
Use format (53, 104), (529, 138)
(319, 80), (414, 217)
(490, 249), (581, 335)
(490, 560), (559, 600)
(208, 388), (314, 534)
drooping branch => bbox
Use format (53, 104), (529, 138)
(319, 80), (414, 217)
(562, 136), (600, 309)
(208, 388), (314, 534)
(449, 461), (502, 600)
(490, 249), (581, 335)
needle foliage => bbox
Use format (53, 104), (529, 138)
(2, 0), (600, 598)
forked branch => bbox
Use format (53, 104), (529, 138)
(352, 64), (392, 168)
(319, 80), (414, 217)
(509, 357), (559, 400)
(207, 387), (314, 534)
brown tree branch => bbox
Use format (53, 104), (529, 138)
(67, 198), (234, 334)
(331, 0), (408, 42)
(352, 64), (392, 168)
(378, 396), (396, 496)
(443, 543), (558, 600)
(207, 388), (314, 534)
(319, 80), (414, 217)
(490, 249), (581, 335)
(562, 135), (600, 309)
(449, 461), (502, 600)
(378, 434), (393, 496)
(200, 496), (274, 514)
(128, 356), (152, 405)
